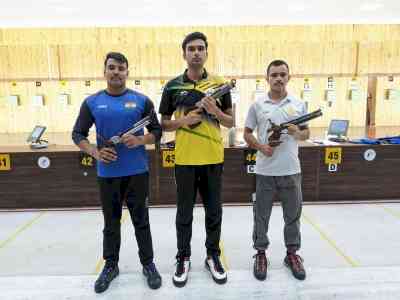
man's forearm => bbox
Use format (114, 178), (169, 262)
(137, 133), (156, 145)
(216, 110), (233, 128)
(244, 132), (262, 151)
(161, 119), (184, 132)
(78, 140), (99, 159)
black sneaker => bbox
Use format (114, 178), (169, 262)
(253, 251), (268, 281)
(94, 261), (119, 293)
(143, 262), (162, 289)
(172, 256), (191, 287)
(284, 252), (306, 280)
(205, 254), (227, 284)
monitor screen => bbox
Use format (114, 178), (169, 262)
(328, 119), (349, 137)
(27, 126), (46, 143)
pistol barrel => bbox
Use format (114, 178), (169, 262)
(281, 109), (323, 127)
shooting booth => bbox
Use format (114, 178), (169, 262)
(0, 140), (399, 209)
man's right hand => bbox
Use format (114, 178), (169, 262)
(97, 147), (117, 163)
(258, 144), (274, 157)
(181, 108), (202, 126)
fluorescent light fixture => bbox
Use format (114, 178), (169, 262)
(288, 3), (306, 12)
(360, 2), (383, 11)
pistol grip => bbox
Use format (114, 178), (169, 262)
(269, 140), (282, 147)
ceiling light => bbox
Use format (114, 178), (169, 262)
(288, 3), (306, 12)
(360, 2), (383, 11)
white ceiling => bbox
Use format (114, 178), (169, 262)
(0, 0), (399, 28)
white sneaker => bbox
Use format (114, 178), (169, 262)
(173, 257), (191, 287)
(205, 255), (227, 284)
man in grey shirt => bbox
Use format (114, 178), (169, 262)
(244, 59), (310, 281)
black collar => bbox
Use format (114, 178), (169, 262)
(183, 69), (208, 83)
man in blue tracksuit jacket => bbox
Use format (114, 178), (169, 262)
(72, 52), (162, 293)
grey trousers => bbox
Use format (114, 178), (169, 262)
(253, 173), (302, 251)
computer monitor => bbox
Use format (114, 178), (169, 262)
(327, 119), (349, 137)
(27, 125), (47, 143)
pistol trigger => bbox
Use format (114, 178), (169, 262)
(109, 136), (120, 145)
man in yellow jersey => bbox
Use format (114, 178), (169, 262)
(159, 32), (233, 287)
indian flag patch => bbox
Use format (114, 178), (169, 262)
(125, 102), (137, 109)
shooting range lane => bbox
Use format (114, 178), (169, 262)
(1, 204), (400, 299)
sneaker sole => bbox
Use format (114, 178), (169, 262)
(172, 263), (190, 288)
(205, 261), (227, 284)
(172, 277), (188, 288)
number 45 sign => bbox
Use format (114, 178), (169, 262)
(325, 147), (342, 164)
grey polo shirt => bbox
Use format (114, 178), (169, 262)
(244, 93), (307, 176)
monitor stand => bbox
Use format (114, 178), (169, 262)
(327, 135), (347, 143)
(30, 139), (49, 149)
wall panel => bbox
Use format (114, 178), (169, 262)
(375, 76), (400, 126)
(0, 25), (399, 133)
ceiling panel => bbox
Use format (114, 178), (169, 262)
(0, 0), (399, 27)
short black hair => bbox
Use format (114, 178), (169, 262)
(266, 59), (289, 75)
(104, 52), (129, 69)
(182, 32), (208, 51)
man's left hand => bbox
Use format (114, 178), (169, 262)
(286, 124), (300, 136)
(120, 134), (143, 148)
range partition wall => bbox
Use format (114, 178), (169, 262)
(0, 144), (399, 209)
(1, 25), (400, 134)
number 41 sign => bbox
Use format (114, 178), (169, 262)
(0, 154), (11, 171)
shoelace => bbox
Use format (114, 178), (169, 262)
(253, 253), (267, 272)
(287, 253), (304, 272)
(211, 255), (225, 274)
(145, 262), (157, 274)
(175, 258), (186, 276)
(100, 265), (115, 279)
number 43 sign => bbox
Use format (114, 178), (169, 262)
(162, 149), (175, 168)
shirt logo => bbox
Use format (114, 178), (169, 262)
(284, 105), (296, 117)
(125, 102), (137, 109)
(97, 105), (107, 109)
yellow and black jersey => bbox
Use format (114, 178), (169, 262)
(159, 69), (232, 165)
